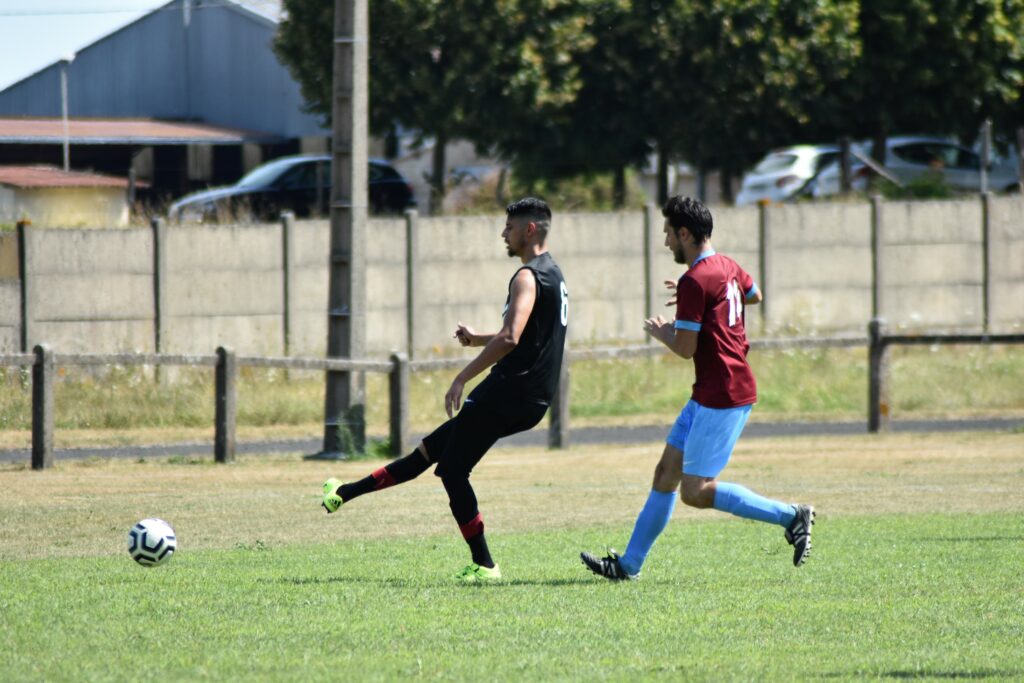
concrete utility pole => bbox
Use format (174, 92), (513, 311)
(309, 0), (369, 459)
(59, 54), (74, 171)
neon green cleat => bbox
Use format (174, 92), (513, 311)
(454, 563), (502, 583)
(321, 477), (345, 513)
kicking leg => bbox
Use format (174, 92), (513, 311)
(322, 443), (434, 513)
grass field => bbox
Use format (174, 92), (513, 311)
(2, 431), (1022, 681)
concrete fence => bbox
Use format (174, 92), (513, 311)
(0, 196), (1021, 359)
(8, 322), (1023, 468)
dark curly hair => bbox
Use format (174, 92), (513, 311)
(662, 196), (713, 244)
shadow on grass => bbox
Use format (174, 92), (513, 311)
(823, 671), (1018, 680)
(258, 575), (656, 588)
(918, 536), (1024, 543)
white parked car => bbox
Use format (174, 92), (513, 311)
(810, 136), (1020, 197)
(735, 145), (839, 206)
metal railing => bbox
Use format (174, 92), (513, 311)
(3, 320), (1022, 469)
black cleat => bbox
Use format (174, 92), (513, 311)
(785, 504), (815, 567)
(580, 549), (636, 581)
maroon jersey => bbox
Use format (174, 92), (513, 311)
(674, 251), (757, 408)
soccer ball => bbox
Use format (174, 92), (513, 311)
(127, 518), (177, 567)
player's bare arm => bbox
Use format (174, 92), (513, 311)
(454, 322), (494, 347)
(643, 314), (698, 359)
(445, 268), (538, 417)
(746, 287), (763, 305)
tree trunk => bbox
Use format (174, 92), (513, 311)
(430, 133), (447, 215)
(869, 130), (887, 193)
(613, 166), (626, 209)
(656, 147), (669, 207)
(719, 168), (734, 204)
(494, 166), (508, 207)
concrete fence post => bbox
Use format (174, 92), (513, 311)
(151, 217), (167, 351)
(31, 343), (54, 470)
(868, 318), (890, 433)
(548, 348), (570, 449)
(643, 204), (657, 331)
(215, 346), (237, 463)
(388, 352), (410, 456)
(16, 220), (31, 353)
(981, 192), (993, 333)
(870, 195), (884, 320)
(404, 209), (418, 359)
(281, 212), (296, 357)
(758, 202), (770, 331)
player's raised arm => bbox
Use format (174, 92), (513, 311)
(444, 268), (538, 417)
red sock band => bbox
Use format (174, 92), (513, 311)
(371, 467), (397, 490)
(458, 513), (484, 540)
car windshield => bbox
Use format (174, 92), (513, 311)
(753, 154), (798, 174)
(235, 159), (301, 188)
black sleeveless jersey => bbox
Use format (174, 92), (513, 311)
(469, 252), (568, 407)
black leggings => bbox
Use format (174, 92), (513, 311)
(423, 400), (547, 525)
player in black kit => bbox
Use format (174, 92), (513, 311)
(321, 197), (568, 583)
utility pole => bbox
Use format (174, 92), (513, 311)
(309, 0), (368, 459)
(59, 54), (74, 171)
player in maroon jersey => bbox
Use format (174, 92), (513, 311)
(581, 196), (814, 580)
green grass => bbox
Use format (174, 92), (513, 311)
(2, 345), (1023, 434)
(1, 515), (1021, 681)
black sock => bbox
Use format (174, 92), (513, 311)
(339, 448), (431, 502)
(442, 476), (495, 568)
(467, 532), (494, 569)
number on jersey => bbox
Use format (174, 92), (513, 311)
(726, 280), (743, 327)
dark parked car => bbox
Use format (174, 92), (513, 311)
(168, 155), (416, 222)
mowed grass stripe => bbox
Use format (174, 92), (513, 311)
(1, 432), (1022, 681)
(1, 515), (1021, 681)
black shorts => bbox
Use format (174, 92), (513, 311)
(423, 399), (548, 480)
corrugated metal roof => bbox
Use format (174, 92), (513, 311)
(0, 117), (280, 145)
(0, 165), (137, 189)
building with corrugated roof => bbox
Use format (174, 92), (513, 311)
(0, 0), (327, 202)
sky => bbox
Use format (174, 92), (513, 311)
(0, 0), (168, 90)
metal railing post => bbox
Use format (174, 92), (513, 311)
(215, 346), (237, 463)
(31, 343), (54, 470)
(868, 319), (890, 433)
(389, 352), (410, 456)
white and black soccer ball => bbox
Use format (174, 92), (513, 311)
(127, 518), (177, 567)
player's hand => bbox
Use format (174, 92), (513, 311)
(454, 322), (477, 347)
(643, 315), (673, 344)
(663, 279), (678, 307)
(444, 377), (465, 418)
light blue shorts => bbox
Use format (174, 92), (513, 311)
(666, 400), (752, 478)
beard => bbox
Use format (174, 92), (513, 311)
(506, 243), (516, 257)
(672, 246), (686, 264)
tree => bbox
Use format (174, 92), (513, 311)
(853, 0), (1024, 162)
(276, 0), (578, 213)
(662, 0), (859, 201)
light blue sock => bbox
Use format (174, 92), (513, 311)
(618, 490), (677, 576)
(713, 482), (796, 526)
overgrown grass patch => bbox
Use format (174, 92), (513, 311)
(1, 346), (1022, 448)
